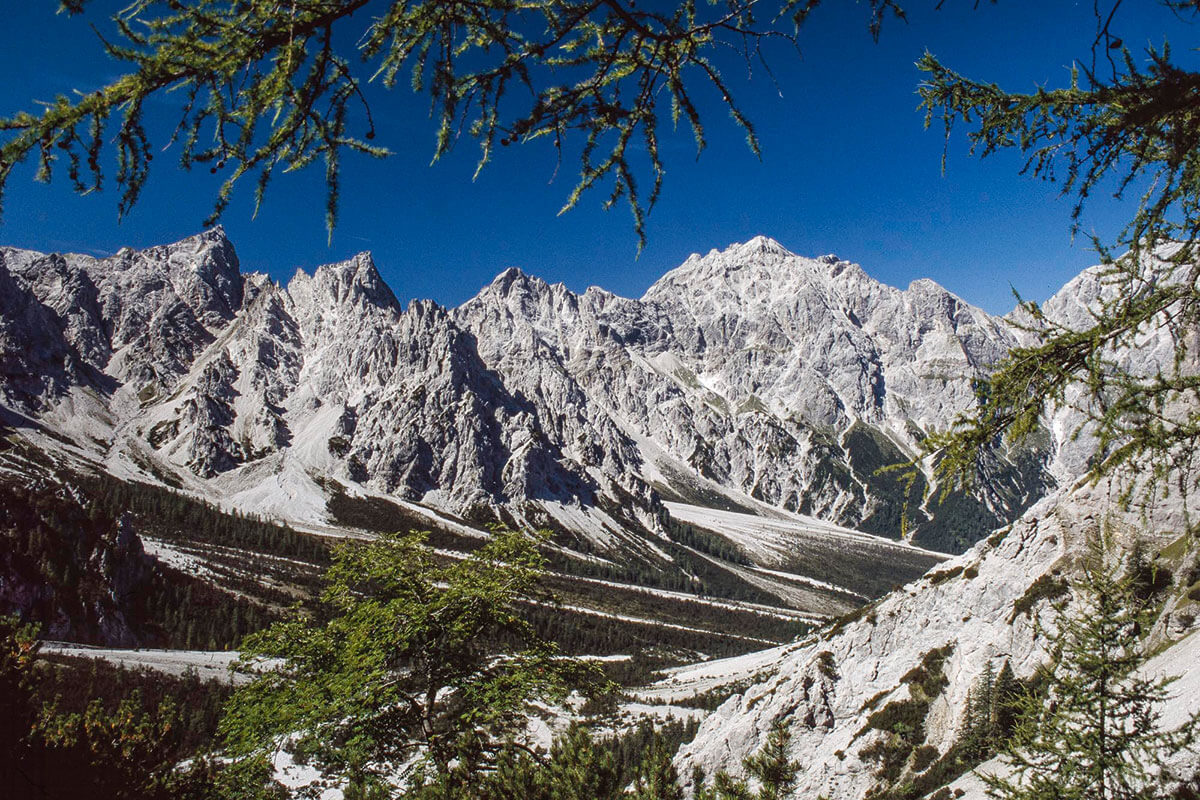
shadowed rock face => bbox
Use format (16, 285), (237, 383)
(0, 229), (1051, 552)
(0, 252), (83, 408)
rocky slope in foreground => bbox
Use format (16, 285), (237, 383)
(673, 471), (1200, 798)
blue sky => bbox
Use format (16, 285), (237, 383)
(0, 1), (1194, 314)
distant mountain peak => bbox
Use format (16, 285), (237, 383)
(645, 237), (871, 308)
(486, 265), (543, 293)
(196, 224), (229, 243)
(290, 251), (399, 311)
(737, 234), (791, 255)
(906, 276), (949, 294)
(706, 235), (795, 268)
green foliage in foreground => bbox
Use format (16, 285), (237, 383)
(219, 528), (608, 796)
(215, 525), (807, 798)
(13, 525), (1200, 800)
(986, 533), (1200, 800)
(917, 9), (1200, 508)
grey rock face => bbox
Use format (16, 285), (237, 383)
(2, 227), (242, 405)
(1, 230), (1051, 555)
(675, 474), (1198, 799)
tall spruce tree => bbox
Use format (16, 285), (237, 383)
(984, 535), (1200, 800)
(962, 662), (998, 761)
(990, 660), (1019, 750)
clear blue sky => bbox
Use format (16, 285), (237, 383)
(1, 1), (1194, 314)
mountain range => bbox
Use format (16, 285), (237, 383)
(4, 228), (1199, 798)
(1, 228), (1052, 565)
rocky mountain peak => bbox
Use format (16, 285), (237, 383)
(737, 234), (792, 257)
(644, 238), (878, 311)
(183, 224), (235, 256)
(904, 277), (973, 320)
(478, 266), (558, 303)
(288, 251), (399, 314)
(129, 225), (244, 316)
(650, 236), (795, 286)
(488, 265), (533, 289)
(460, 267), (587, 344)
(906, 276), (947, 294)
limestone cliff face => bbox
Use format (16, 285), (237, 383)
(1, 230), (1049, 560)
(673, 473), (1199, 798)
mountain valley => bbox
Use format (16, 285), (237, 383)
(4, 229), (1198, 798)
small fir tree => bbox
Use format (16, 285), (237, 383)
(990, 661), (1019, 747)
(985, 535), (1200, 800)
(962, 659), (1022, 763)
(697, 716), (800, 800)
(961, 671), (991, 761)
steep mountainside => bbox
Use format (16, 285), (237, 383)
(668, 251), (1200, 798)
(1, 229), (1047, 592)
(671, 473), (1200, 799)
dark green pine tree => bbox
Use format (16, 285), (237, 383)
(964, 661), (998, 760)
(990, 660), (1019, 746)
(0, 616), (40, 792)
(476, 725), (623, 800)
(630, 734), (686, 800)
(697, 716), (800, 800)
(985, 535), (1200, 800)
